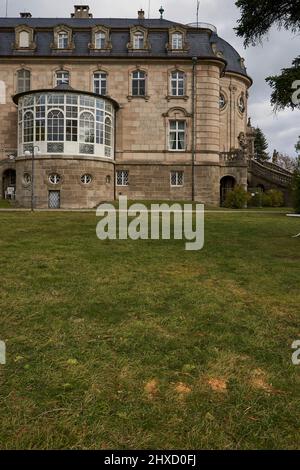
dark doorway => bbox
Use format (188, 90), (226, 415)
(2, 169), (16, 199)
(220, 176), (236, 206)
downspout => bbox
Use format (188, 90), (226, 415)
(192, 57), (198, 202)
(114, 108), (117, 201)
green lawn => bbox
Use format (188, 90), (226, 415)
(0, 210), (299, 450)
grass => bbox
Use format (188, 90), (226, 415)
(0, 199), (12, 208)
(0, 210), (299, 450)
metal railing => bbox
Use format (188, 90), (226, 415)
(186, 22), (217, 33)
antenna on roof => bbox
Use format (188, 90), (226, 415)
(148, 0), (151, 19)
(5, 0), (8, 17)
(196, 0), (200, 28)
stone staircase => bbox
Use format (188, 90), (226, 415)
(248, 159), (293, 188)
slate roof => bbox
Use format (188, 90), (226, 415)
(0, 17), (250, 80)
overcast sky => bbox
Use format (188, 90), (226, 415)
(3, 0), (300, 156)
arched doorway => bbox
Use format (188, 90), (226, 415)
(2, 169), (16, 199)
(220, 176), (236, 206)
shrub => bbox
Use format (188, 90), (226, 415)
(224, 186), (249, 209)
(265, 189), (284, 207)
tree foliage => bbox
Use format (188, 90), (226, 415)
(266, 57), (300, 111)
(292, 156), (300, 213)
(235, 0), (300, 47)
(254, 127), (269, 162)
(235, 0), (300, 111)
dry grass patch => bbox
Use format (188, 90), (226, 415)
(144, 379), (159, 399)
(207, 378), (228, 393)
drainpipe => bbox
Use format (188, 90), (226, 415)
(192, 57), (198, 202)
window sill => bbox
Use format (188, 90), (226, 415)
(127, 95), (150, 102)
(166, 95), (189, 101)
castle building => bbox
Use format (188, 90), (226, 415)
(0, 5), (253, 208)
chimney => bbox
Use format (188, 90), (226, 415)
(20, 12), (32, 18)
(71, 5), (93, 18)
(138, 9), (145, 20)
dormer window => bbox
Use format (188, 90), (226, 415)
(128, 26), (150, 52)
(14, 25), (36, 50)
(89, 26), (112, 51)
(52, 25), (74, 51)
(172, 33), (183, 50)
(133, 32), (144, 49)
(58, 31), (68, 49)
(95, 32), (106, 49)
(167, 27), (188, 52)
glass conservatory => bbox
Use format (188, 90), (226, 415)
(14, 88), (117, 159)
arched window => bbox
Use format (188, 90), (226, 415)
(23, 111), (34, 142)
(80, 112), (95, 143)
(58, 31), (68, 49)
(17, 69), (31, 93)
(105, 117), (112, 147)
(95, 32), (106, 49)
(132, 71), (146, 96)
(19, 30), (30, 48)
(171, 71), (185, 96)
(93, 72), (107, 95)
(47, 110), (64, 141)
(55, 71), (70, 86)
(172, 33), (183, 50)
(133, 32), (144, 49)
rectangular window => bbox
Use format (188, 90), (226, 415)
(171, 72), (185, 96)
(116, 170), (129, 186)
(93, 72), (107, 95)
(95, 32), (106, 49)
(169, 120), (186, 151)
(133, 33), (144, 49)
(172, 33), (183, 50)
(170, 171), (184, 187)
(58, 32), (68, 49)
(56, 71), (69, 86)
(132, 71), (146, 96)
(17, 70), (31, 93)
(66, 119), (78, 142)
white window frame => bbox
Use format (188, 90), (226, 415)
(55, 71), (70, 86)
(170, 171), (184, 187)
(172, 33), (183, 50)
(93, 72), (107, 95)
(170, 71), (185, 96)
(168, 120), (186, 152)
(133, 32), (144, 49)
(116, 170), (129, 186)
(58, 31), (68, 49)
(132, 70), (146, 96)
(95, 32), (106, 49)
(17, 69), (31, 93)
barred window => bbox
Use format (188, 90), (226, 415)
(94, 72), (107, 95)
(95, 32), (106, 49)
(172, 33), (183, 50)
(58, 32), (68, 49)
(133, 32), (144, 49)
(170, 171), (184, 187)
(169, 120), (186, 151)
(17, 69), (31, 93)
(132, 71), (146, 96)
(56, 71), (70, 86)
(116, 170), (129, 186)
(171, 71), (185, 96)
